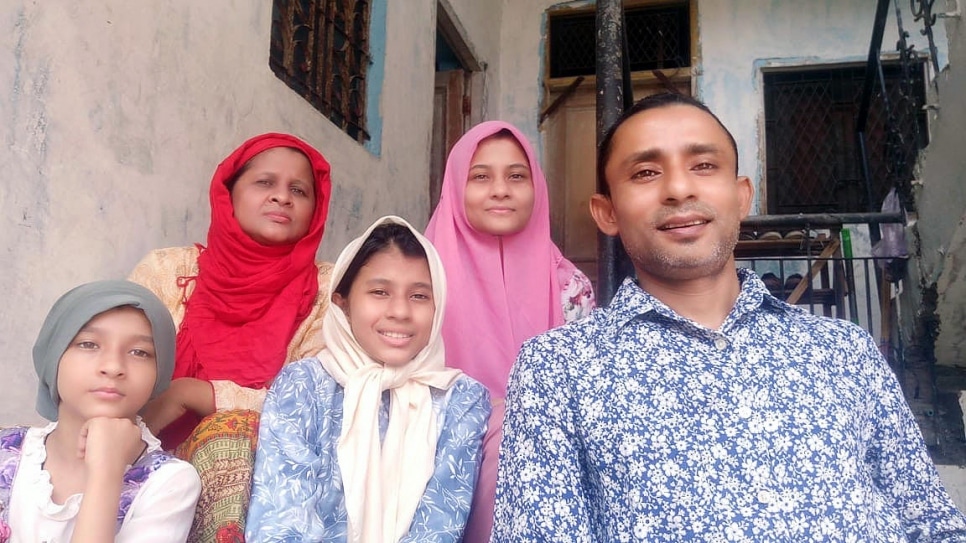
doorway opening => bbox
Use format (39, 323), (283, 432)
(430, 1), (481, 214)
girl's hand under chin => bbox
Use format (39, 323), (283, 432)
(71, 418), (150, 541)
(77, 417), (145, 475)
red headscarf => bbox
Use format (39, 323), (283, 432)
(174, 133), (331, 387)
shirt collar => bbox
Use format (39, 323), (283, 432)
(724, 268), (791, 328)
(603, 268), (789, 333)
(603, 276), (661, 332)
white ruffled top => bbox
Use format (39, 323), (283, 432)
(7, 421), (200, 543)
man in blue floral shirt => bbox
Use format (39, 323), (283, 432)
(492, 93), (966, 542)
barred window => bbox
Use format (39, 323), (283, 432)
(764, 62), (927, 214)
(548, 2), (690, 79)
(270, 0), (372, 143)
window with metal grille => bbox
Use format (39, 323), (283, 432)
(548, 2), (690, 79)
(763, 62), (927, 214)
(270, 0), (371, 143)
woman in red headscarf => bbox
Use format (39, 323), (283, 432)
(129, 133), (332, 541)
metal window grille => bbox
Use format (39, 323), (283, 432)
(548, 2), (690, 79)
(764, 62), (927, 214)
(270, 0), (371, 143)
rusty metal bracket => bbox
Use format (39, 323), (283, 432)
(539, 76), (585, 126)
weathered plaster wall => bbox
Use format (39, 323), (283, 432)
(444, 0), (504, 124)
(912, 12), (966, 367)
(496, 0), (596, 161)
(495, 0), (947, 212)
(697, 0), (947, 212)
(0, 1), (451, 425)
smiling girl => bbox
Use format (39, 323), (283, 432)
(0, 280), (200, 542)
(246, 216), (490, 542)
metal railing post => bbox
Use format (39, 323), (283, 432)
(596, 0), (626, 305)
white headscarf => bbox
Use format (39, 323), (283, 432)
(319, 215), (463, 543)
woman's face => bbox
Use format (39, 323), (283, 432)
(231, 147), (316, 246)
(463, 135), (536, 236)
(333, 246), (435, 367)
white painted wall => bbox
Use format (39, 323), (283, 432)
(443, 0), (505, 123)
(697, 0), (947, 211)
(495, 0), (947, 212)
(0, 0), (474, 425)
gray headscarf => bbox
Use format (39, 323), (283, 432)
(33, 280), (176, 421)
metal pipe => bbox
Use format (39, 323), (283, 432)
(856, 0), (892, 250)
(857, 0), (893, 132)
(741, 212), (904, 229)
(596, 0), (626, 304)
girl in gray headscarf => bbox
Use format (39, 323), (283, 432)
(0, 280), (200, 543)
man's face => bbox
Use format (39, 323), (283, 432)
(591, 104), (753, 283)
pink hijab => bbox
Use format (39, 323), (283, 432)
(425, 121), (574, 398)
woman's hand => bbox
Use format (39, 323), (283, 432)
(140, 377), (215, 434)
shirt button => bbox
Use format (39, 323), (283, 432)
(714, 336), (729, 350)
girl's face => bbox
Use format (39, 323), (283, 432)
(463, 135), (536, 236)
(333, 246), (435, 367)
(231, 147), (316, 246)
(56, 306), (158, 424)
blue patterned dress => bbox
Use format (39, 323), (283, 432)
(493, 269), (966, 542)
(246, 357), (490, 542)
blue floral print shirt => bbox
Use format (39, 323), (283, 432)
(493, 269), (966, 542)
(246, 357), (490, 542)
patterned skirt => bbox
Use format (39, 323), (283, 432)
(175, 410), (260, 543)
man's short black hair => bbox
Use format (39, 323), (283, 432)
(596, 93), (739, 197)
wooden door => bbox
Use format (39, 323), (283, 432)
(543, 77), (689, 288)
(430, 69), (468, 213)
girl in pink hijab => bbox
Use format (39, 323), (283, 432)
(425, 120), (595, 541)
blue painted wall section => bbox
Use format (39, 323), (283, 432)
(364, 0), (387, 156)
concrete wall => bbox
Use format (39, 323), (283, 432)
(494, 0), (946, 208)
(696, 0), (946, 212)
(496, 0), (595, 163)
(0, 0), (498, 425)
(909, 11), (966, 366)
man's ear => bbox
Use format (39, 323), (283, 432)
(736, 176), (754, 219)
(590, 193), (620, 237)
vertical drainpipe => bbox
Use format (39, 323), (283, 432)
(856, 0), (892, 246)
(596, 0), (625, 305)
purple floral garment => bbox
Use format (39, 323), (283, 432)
(0, 427), (28, 543)
(0, 425), (171, 540)
(115, 449), (173, 530)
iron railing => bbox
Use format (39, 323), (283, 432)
(737, 213), (905, 350)
(739, 255), (898, 341)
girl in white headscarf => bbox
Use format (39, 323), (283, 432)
(247, 216), (490, 542)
